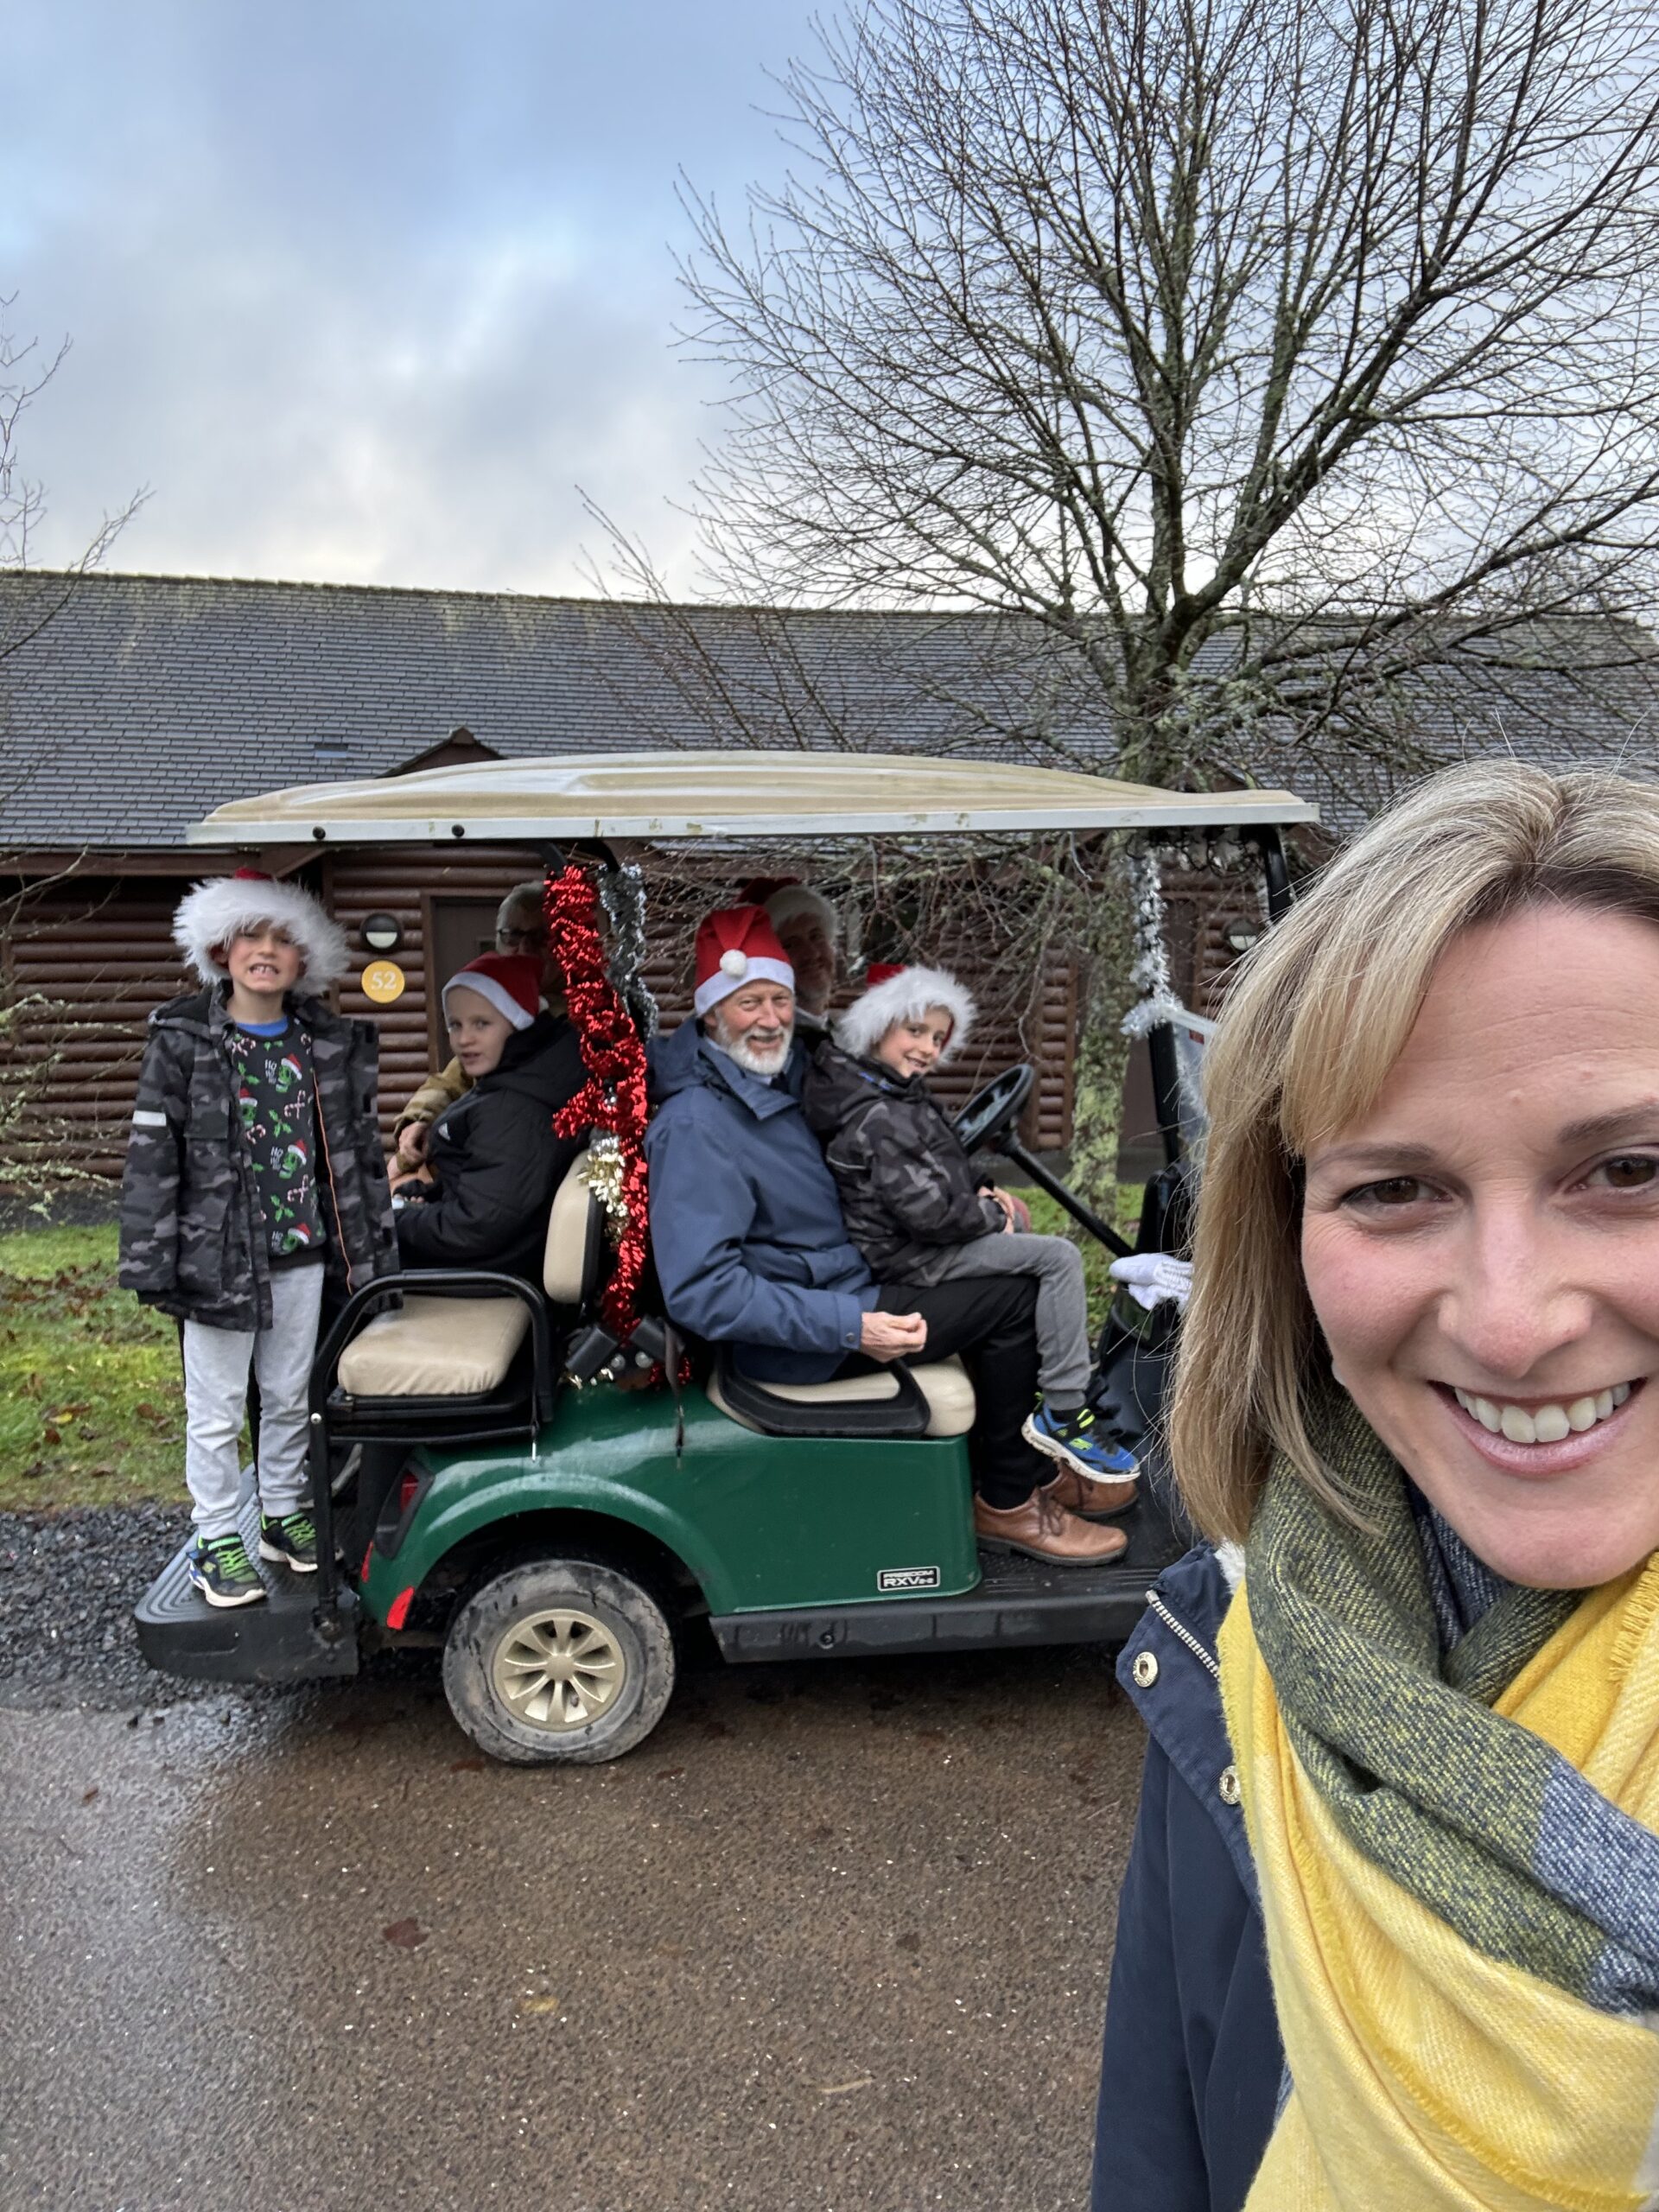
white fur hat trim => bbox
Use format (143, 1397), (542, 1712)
(173, 875), (350, 990)
(442, 969), (538, 1031)
(835, 965), (977, 1065)
(764, 883), (839, 944)
(694, 954), (794, 1018)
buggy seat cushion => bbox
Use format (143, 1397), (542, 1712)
(337, 1293), (530, 1398)
(543, 1147), (602, 1306)
(707, 1355), (976, 1438)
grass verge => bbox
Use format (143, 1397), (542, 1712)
(0, 1223), (189, 1511)
(0, 1186), (1145, 1512)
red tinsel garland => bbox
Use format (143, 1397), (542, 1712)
(542, 862), (652, 1339)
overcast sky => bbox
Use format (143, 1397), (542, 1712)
(5, 1), (824, 595)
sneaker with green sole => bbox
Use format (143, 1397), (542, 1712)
(188, 1533), (266, 1609)
(258, 1510), (319, 1573)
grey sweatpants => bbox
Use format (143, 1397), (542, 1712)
(924, 1231), (1091, 1408)
(181, 1263), (326, 1540)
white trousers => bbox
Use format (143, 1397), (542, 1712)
(181, 1264), (326, 1540)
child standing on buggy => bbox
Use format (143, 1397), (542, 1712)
(119, 873), (397, 1606)
(803, 964), (1137, 1489)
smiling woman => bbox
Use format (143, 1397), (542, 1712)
(1094, 760), (1659, 2211)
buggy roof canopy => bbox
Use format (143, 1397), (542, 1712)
(187, 750), (1319, 846)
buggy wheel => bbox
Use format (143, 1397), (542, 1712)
(442, 1556), (676, 1765)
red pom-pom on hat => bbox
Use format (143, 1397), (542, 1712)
(442, 952), (542, 1030)
(693, 904), (796, 1016)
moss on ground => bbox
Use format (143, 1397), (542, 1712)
(0, 1223), (190, 1510)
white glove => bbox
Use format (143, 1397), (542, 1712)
(1108, 1252), (1193, 1312)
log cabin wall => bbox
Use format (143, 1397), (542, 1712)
(4, 849), (1080, 1179)
(3, 875), (194, 1179)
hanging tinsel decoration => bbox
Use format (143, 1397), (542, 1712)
(599, 861), (658, 1039)
(1119, 842), (1185, 1040)
(543, 861), (653, 1343)
(1120, 841), (1213, 1135)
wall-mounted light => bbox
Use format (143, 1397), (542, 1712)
(362, 912), (403, 953)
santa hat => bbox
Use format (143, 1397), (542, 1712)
(693, 904), (795, 1018)
(835, 963), (977, 1065)
(761, 881), (839, 945)
(173, 869), (349, 990)
(442, 953), (543, 1031)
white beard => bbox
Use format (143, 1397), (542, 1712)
(709, 1019), (794, 1077)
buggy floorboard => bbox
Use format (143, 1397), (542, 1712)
(136, 1488), (359, 1685)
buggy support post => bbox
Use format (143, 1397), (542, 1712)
(304, 1270), (557, 1637)
(1246, 824), (1294, 924)
(1147, 1024), (1184, 1168)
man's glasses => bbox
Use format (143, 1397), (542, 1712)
(496, 926), (548, 952)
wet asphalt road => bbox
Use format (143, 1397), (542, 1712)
(0, 1639), (1145, 2212)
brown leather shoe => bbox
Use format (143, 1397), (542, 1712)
(973, 1487), (1129, 1565)
(1039, 1465), (1138, 1516)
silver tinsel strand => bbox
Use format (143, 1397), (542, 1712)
(1120, 844), (1184, 1040)
(599, 862), (658, 1038)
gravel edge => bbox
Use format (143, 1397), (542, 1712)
(0, 1503), (217, 1711)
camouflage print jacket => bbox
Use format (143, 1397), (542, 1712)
(800, 1041), (1004, 1287)
(119, 984), (398, 1332)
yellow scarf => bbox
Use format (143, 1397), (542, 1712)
(1220, 1565), (1659, 2209)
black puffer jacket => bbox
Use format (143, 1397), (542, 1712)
(119, 984), (397, 1332)
(395, 1014), (587, 1284)
(801, 1040), (1003, 1286)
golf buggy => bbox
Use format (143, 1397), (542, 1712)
(136, 752), (1310, 1762)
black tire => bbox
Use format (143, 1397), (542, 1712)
(442, 1555), (676, 1765)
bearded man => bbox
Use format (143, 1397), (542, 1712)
(645, 905), (1125, 1565)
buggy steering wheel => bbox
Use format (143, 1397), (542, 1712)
(953, 1062), (1035, 1153)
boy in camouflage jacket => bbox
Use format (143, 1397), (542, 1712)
(804, 962), (1137, 1491)
(120, 873), (397, 1606)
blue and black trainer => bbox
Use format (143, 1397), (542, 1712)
(188, 1533), (266, 1609)
(258, 1510), (320, 1573)
(1021, 1402), (1139, 1484)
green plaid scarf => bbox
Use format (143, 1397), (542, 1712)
(1243, 1391), (1659, 2013)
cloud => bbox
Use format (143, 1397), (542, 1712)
(4, 0), (822, 592)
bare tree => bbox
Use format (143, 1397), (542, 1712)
(0, 305), (145, 677)
(666, 0), (1659, 786)
(0, 302), (148, 1192)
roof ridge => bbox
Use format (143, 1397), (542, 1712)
(0, 567), (996, 625)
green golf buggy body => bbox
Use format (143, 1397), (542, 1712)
(135, 752), (1313, 1762)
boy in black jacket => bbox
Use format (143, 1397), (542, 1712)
(391, 953), (586, 1283)
(803, 963), (1136, 1488)
(120, 872), (397, 1607)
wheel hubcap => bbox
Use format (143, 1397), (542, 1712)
(491, 1606), (626, 1732)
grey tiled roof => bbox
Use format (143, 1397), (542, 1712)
(0, 571), (1117, 849)
(1, 569), (1656, 849)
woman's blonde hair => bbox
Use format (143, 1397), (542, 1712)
(1173, 758), (1659, 1544)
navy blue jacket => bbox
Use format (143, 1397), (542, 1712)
(1092, 1547), (1283, 2211)
(645, 1019), (879, 1382)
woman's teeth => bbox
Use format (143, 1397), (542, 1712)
(1452, 1383), (1630, 1443)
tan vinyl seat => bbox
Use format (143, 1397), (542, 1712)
(336, 1150), (601, 1399)
(337, 1292), (531, 1397)
(707, 1355), (976, 1439)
